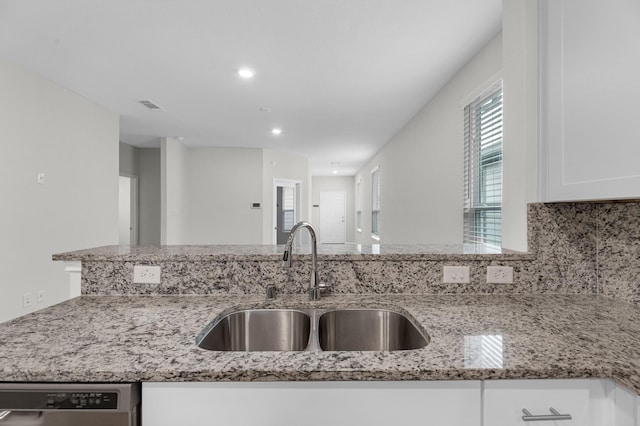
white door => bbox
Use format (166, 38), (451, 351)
(319, 191), (345, 244)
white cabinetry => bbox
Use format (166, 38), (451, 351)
(142, 381), (481, 426)
(540, 0), (640, 202)
(484, 379), (640, 426)
(609, 381), (640, 426)
(142, 379), (640, 426)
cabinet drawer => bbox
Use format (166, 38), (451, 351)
(484, 379), (606, 426)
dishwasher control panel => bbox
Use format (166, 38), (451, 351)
(0, 391), (118, 410)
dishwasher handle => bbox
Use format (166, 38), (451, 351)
(0, 411), (44, 425)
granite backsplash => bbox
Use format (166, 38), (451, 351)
(53, 201), (640, 304)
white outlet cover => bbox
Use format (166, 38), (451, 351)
(133, 265), (161, 284)
(23, 292), (33, 308)
(486, 266), (514, 284)
(443, 266), (470, 283)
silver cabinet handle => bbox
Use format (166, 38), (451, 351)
(0, 411), (10, 420)
(522, 407), (572, 421)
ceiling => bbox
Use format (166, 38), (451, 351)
(0, 0), (501, 175)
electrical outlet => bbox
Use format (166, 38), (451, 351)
(443, 266), (470, 283)
(37, 290), (45, 303)
(23, 292), (33, 308)
(133, 265), (161, 284)
(487, 266), (514, 284)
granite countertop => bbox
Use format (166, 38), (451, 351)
(1, 294), (639, 393)
(51, 243), (531, 262)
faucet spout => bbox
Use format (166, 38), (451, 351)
(281, 221), (320, 300)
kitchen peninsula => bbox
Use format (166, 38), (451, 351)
(3, 202), (640, 425)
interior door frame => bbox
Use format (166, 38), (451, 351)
(119, 173), (139, 246)
(273, 178), (301, 245)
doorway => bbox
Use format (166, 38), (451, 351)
(274, 179), (301, 244)
(119, 174), (138, 245)
(319, 191), (346, 244)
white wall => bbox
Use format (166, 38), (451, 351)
(185, 147), (263, 244)
(161, 137), (187, 244)
(118, 176), (131, 244)
(137, 147), (161, 245)
(0, 59), (119, 323)
(311, 176), (356, 243)
(160, 145), (309, 245)
(262, 149), (310, 244)
(354, 32), (503, 245)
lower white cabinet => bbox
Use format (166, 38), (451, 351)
(484, 379), (639, 426)
(142, 381), (481, 426)
(484, 379), (607, 426)
(142, 379), (640, 426)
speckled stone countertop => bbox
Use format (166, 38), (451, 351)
(52, 243), (530, 262)
(1, 294), (639, 393)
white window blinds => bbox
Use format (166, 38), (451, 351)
(282, 186), (295, 232)
(463, 81), (503, 247)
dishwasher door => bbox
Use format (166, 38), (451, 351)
(0, 383), (140, 426)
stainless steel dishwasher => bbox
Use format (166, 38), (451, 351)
(0, 383), (140, 426)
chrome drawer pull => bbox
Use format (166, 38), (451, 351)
(0, 411), (10, 421)
(522, 407), (572, 421)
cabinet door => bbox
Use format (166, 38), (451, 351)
(484, 379), (607, 426)
(142, 381), (481, 426)
(540, 0), (640, 202)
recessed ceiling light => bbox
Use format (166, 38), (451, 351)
(271, 128), (282, 135)
(237, 67), (255, 79)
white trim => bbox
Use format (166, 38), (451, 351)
(119, 173), (139, 246)
(459, 71), (504, 109)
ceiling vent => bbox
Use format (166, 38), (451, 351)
(137, 99), (165, 111)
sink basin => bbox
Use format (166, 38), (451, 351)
(197, 307), (429, 352)
(197, 309), (311, 351)
(318, 309), (428, 351)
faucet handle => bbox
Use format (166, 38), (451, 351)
(265, 284), (277, 300)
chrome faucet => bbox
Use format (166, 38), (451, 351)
(282, 221), (320, 300)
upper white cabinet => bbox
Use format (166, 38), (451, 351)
(540, 0), (640, 201)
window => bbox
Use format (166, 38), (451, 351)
(371, 166), (380, 238)
(463, 81), (503, 247)
(356, 179), (362, 232)
(282, 186), (295, 232)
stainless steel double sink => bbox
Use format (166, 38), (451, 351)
(196, 308), (429, 352)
